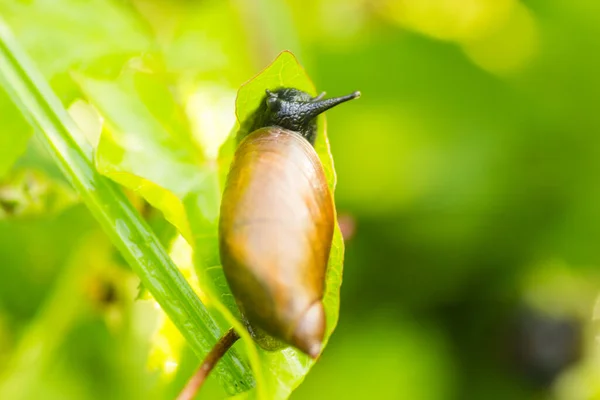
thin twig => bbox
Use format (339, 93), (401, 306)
(177, 328), (241, 400)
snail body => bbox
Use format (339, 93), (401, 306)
(219, 88), (360, 358)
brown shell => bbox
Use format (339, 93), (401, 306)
(219, 127), (334, 357)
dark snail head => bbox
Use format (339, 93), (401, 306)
(242, 88), (361, 145)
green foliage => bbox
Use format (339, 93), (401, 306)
(76, 50), (345, 399)
(0, 0), (345, 395)
(0, 0), (151, 78)
(4, 1), (600, 400)
(0, 15), (253, 395)
(76, 71), (201, 242)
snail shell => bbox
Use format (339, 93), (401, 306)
(220, 126), (333, 357)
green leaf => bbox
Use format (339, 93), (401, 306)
(75, 70), (203, 242)
(0, 17), (254, 394)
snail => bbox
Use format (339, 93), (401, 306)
(219, 87), (360, 358)
(178, 87), (360, 400)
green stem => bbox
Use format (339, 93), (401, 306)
(0, 18), (253, 393)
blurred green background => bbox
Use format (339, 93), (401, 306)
(2, 0), (600, 399)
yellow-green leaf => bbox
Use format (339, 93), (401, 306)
(75, 71), (205, 242)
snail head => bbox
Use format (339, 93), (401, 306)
(252, 87), (360, 145)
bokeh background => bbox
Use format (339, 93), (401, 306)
(2, 0), (600, 399)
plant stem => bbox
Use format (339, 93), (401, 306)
(178, 328), (241, 400)
(0, 18), (253, 393)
